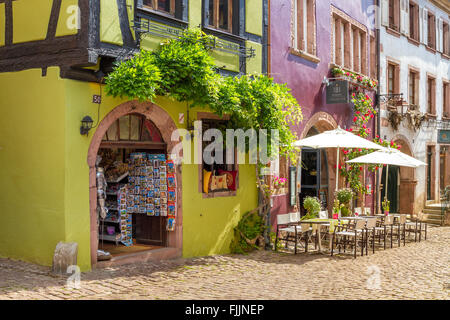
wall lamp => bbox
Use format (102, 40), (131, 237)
(80, 116), (94, 136)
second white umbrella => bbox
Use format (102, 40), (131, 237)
(293, 126), (386, 190)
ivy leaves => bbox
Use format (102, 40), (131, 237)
(209, 74), (303, 162)
(105, 50), (161, 102)
(153, 29), (219, 106)
(105, 28), (303, 163)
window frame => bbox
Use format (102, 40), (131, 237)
(388, 0), (401, 32)
(408, 66), (420, 107)
(408, 1), (420, 42)
(442, 80), (450, 119)
(427, 11), (437, 50)
(204, 0), (235, 35)
(443, 21), (450, 56)
(143, 0), (176, 15)
(331, 7), (369, 77)
(197, 112), (239, 198)
(426, 74), (436, 116)
(386, 59), (400, 96)
(292, 0), (318, 59)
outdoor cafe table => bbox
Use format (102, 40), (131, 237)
(300, 218), (348, 253)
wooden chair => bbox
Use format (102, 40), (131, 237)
(405, 217), (427, 242)
(331, 219), (366, 258)
(375, 215), (394, 249)
(275, 213), (312, 254)
(393, 214), (407, 246)
(363, 217), (378, 255)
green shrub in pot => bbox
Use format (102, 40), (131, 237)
(301, 196), (321, 220)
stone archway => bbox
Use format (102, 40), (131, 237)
(87, 101), (182, 266)
(300, 112), (338, 213)
(392, 135), (417, 215)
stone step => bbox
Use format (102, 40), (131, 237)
(423, 209), (445, 215)
(422, 218), (443, 225)
(422, 213), (444, 220)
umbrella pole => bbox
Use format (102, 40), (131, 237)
(384, 164), (389, 202)
(336, 147), (340, 191)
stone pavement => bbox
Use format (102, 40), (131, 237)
(0, 226), (449, 300)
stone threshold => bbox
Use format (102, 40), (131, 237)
(94, 247), (182, 268)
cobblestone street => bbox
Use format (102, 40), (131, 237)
(0, 226), (449, 300)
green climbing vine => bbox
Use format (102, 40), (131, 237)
(230, 210), (267, 254)
(338, 92), (401, 198)
(105, 28), (304, 255)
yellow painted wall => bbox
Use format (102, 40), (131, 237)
(12, 0), (53, 43)
(100, 0), (123, 45)
(181, 163), (257, 257)
(0, 3), (5, 46)
(0, 68), (66, 267)
(0, 0), (262, 271)
(55, 0), (80, 37)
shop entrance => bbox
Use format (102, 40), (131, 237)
(96, 113), (175, 260)
(381, 165), (399, 213)
(299, 127), (329, 216)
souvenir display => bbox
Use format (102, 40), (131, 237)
(100, 151), (177, 249)
(119, 187), (133, 246)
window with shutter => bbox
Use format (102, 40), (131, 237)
(292, 0), (317, 57)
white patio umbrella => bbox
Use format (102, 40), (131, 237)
(346, 147), (427, 202)
(293, 126), (385, 190)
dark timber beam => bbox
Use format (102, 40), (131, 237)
(46, 0), (62, 40)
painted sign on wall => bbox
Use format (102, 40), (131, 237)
(326, 80), (349, 104)
(438, 130), (450, 144)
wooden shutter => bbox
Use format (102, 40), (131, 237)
(419, 7), (423, 43)
(423, 8), (428, 46)
(400, 0), (405, 34)
(404, 0), (410, 36)
(381, 0), (389, 27)
(438, 18), (443, 52)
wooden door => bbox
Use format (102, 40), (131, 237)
(134, 215), (167, 246)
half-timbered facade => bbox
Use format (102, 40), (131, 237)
(0, 0), (267, 271)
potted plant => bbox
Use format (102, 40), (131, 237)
(335, 188), (354, 217)
(332, 199), (344, 219)
(302, 196), (321, 220)
(273, 175), (287, 194)
(382, 199), (390, 215)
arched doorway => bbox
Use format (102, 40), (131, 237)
(380, 137), (416, 214)
(87, 101), (182, 266)
(300, 127), (329, 216)
(299, 112), (338, 215)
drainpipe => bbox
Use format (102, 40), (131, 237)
(375, 0), (381, 215)
(264, 0), (272, 250)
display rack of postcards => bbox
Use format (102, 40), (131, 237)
(119, 186), (133, 246)
(166, 158), (177, 231)
(126, 153), (177, 231)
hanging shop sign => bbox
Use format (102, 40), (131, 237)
(438, 130), (450, 144)
(326, 80), (350, 104)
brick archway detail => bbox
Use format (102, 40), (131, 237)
(300, 111), (338, 139)
(391, 134), (417, 214)
(87, 101), (182, 266)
